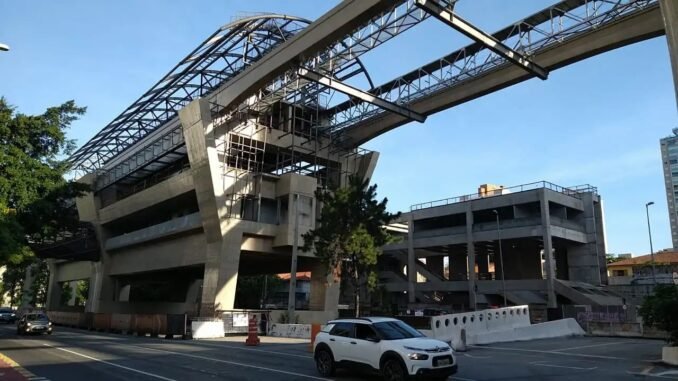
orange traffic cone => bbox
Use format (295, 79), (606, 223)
(245, 315), (260, 346)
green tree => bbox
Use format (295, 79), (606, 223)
(60, 282), (73, 306)
(638, 285), (678, 346)
(606, 254), (625, 264)
(302, 176), (399, 317)
(0, 97), (88, 265)
(74, 280), (89, 307)
(0, 263), (26, 307)
(235, 275), (284, 309)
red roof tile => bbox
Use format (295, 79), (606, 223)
(608, 251), (678, 267)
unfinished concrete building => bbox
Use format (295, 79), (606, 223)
(379, 182), (622, 314)
(34, 0), (672, 320)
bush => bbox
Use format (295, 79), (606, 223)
(638, 285), (678, 346)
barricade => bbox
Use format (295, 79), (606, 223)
(132, 314), (167, 337)
(111, 314), (131, 333)
(47, 311), (186, 339)
(93, 313), (112, 331)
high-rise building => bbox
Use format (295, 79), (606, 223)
(660, 128), (678, 249)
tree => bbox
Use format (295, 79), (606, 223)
(302, 176), (399, 317)
(60, 282), (73, 306)
(638, 285), (678, 346)
(0, 97), (88, 264)
(606, 254), (625, 264)
(74, 280), (89, 307)
(235, 275), (284, 309)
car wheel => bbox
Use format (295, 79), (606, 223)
(382, 358), (407, 381)
(314, 348), (335, 377)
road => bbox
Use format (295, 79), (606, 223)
(0, 324), (675, 381)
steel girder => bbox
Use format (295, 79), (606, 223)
(415, 0), (549, 80)
(69, 14), (311, 173)
(329, 0), (658, 134)
(297, 68), (426, 123)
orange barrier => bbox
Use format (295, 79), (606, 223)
(93, 313), (112, 331)
(308, 323), (321, 352)
(111, 314), (131, 333)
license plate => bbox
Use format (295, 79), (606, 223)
(437, 358), (450, 366)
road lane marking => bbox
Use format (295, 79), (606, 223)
(126, 344), (332, 380)
(552, 341), (629, 352)
(468, 345), (626, 360)
(529, 361), (597, 370)
(42, 344), (176, 381)
(0, 351), (50, 381)
(186, 341), (313, 359)
(451, 377), (478, 381)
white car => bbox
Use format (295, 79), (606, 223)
(313, 317), (457, 380)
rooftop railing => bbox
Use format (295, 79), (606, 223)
(410, 181), (597, 211)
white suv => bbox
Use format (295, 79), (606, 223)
(313, 317), (457, 380)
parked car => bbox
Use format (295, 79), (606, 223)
(313, 317), (457, 381)
(16, 312), (53, 335)
(0, 308), (17, 324)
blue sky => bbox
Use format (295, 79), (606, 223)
(1, 1), (676, 256)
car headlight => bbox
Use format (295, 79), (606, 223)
(407, 353), (429, 360)
(26, 323), (31, 327)
(11, 314), (15, 317)
(48, 322), (52, 326)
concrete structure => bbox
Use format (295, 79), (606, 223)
(38, 0), (676, 320)
(661, 130), (678, 249)
(607, 251), (678, 285)
(379, 182), (620, 313)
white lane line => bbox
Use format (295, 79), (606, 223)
(42, 344), (176, 381)
(530, 361), (597, 371)
(468, 345), (626, 360)
(552, 341), (629, 352)
(185, 341), (313, 359)
(452, 377), (478, 381)
(126, 344), (332, 381)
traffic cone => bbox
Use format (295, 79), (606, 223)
(245, 315), (260, 346)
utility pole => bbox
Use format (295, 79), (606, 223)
(645, 201), (657, 285)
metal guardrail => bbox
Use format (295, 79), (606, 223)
(411, 181), (597, 211)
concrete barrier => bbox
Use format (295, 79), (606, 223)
(473, 318), (585, 344)
(111, 314), (132, 333)
(430, 306), (530, 349)
(192, 320), (225, 339)
(268, 323), (312, 339)
(93, 313), (112, 331)
(132, 314), (166, 336)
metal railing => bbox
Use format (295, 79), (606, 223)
(411, 181), (597, 211)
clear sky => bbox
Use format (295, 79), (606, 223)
(1, 1), (676, 256)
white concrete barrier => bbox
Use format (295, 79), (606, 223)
(473, 318), (585, 344)
(429, 306), (530, 349)
(192, 320), (225, 339)
(268, 323), (312, 339)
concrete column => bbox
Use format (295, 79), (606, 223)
(660, 0), (678, 106)
(45, 260), (59, 310)
(20, 264), (35, 308)
(426, 256), (445, 280)
(476, 245), (489, 276)
(407, 214), (416, 303)
(309, 262), (327, 311)
(465, 207), (476, 309)
(539, 190), (556, 308)
(449, 248), (467, 281)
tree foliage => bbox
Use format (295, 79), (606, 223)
(235, 275), (285, 309)
(0, 97), (88, 265)
(638, 285), (678, 346)
(302, 176), (399, 317)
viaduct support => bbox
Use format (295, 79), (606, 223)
(660, 0), (678, 106)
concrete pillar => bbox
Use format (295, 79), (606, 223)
(539, 190), (557, 308)
(407, 214), (416, 303)
(660, 0), (678, 106)
(476, 245), (489, 277)
(44, 260), (59, 310)
(20, 264), (35, 308)
(426, 256), (445, 279)
(449, 248), (467, 281)
(465, 207), (476, 310)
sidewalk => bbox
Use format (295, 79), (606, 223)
(0, 353), (34, 381)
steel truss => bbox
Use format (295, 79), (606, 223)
(69, 14), (311, 173)
(328, 0), (658, 134)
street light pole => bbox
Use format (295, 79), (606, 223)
(645, 201), (657, 285)
(493, 210), (507, 307)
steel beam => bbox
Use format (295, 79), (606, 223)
(415, 0), (549, 80)
(297, 68), (426, 123)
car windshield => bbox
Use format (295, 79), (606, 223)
(372, 320), (425, 340)
(0, 309), (12, 313)
(26, 314), (48, 321)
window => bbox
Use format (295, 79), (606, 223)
(355, 324), (379, 341)
(373, 321), (424, 340)
(329, 322), (353, 337)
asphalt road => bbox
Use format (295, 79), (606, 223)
(0, 324), (675, 381)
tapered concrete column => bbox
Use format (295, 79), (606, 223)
(45, 260), (59, 310)
(407, 214), (416, 303)
(449, 248), (467, 281)
(539, 190), (557, 308)
(660, 0), (678, 105)
(465, 206), (476, 309)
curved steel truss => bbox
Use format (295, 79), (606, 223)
(69, 14), (312, 172)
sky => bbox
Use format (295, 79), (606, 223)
(0, 0), (676, 256)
